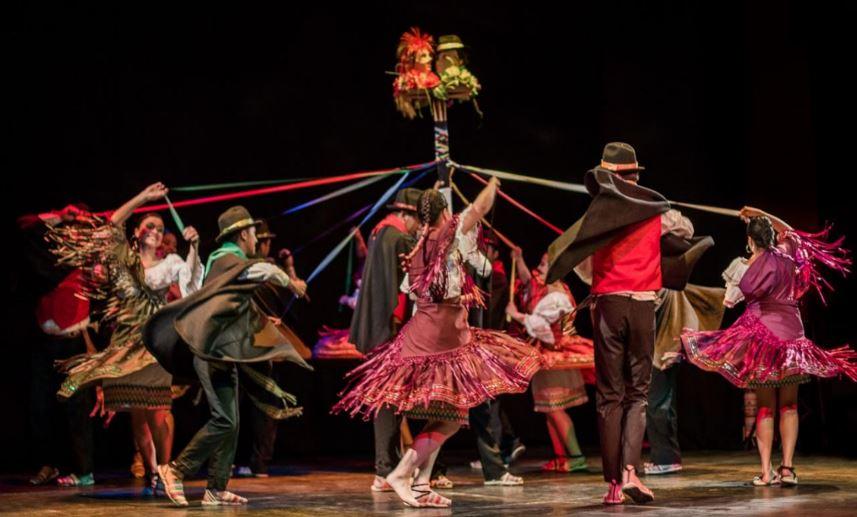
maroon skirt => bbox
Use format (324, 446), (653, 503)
(332, 301), (540, 424)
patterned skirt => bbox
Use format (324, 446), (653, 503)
(103, 363), (172, 411)
(532, 369), (588, 412)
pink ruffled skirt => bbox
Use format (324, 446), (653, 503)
(332, 301), (540, 424)
(681, 310), (857, 388)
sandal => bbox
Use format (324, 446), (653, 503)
(56, 473), (94, 487)
(752, 469), (781, 486)
(541, 457), (566, 472)
(409, 483), (451, 508)
(430, 474), (454, 489)
(621, 466), (655, 503)
(778, 465), (798, 486)
(157, 463), (188, 507)
(603, 482), (625, 505)
(29, 466), (59, 486)
(202, 489), (249, 506)
(567, 454), (588, 473)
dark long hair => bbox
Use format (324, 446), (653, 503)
(747, 216), (776, 250)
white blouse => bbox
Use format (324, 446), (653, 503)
(523, 291), (575, 345)
(144, 252), (203, 297)
(722, 256), (749, 308)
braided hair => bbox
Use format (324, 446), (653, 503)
(400, 189), (449, 270)
(747, 216), (777, 250)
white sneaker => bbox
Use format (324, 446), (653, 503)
(643, 462), (683, 475)
(235, 466), (254, 477)
(484, 472), (524, 486)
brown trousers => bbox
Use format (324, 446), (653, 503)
(591, 295), (655, 483)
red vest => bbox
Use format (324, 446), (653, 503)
(591, 215), (662, 294)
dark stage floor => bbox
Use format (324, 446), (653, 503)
(2, 451), (856, 516)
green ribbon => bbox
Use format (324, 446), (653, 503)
(173, 177), (312, 192)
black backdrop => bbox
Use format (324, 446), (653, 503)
(5, 1), (856, 471)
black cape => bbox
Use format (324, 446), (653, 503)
(348, 225), (412, 354)
(547, 167), (713, 290)
(143, 253), (310, 384)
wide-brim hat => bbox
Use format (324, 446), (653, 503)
(215, 205), (262, 243)
(596, 142), (645, 173)
(386, 187), (423, 212)
(255, 219), (276, 240)
(437, 34), (466, 52)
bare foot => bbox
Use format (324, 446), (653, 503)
(385, 450), (420, 507)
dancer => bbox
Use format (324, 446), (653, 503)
(236, 220), (312, 478)
(333, 178), (539, 508)
(146, 205), (308, 506)
(19, 205), (96, 487)
(48, 183), (202, 493)
(547, 142), (693, 504)
(506, 249), (594, 473)
(681, 207), (854, 486)
(347, 188), (423, 492)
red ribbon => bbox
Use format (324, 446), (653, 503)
(97, 162), (435, 215)
(467, 172), (563, 235)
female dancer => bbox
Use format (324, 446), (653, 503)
(506, 249), (594, 473)
(682, 207), (854, 486)
(50, 183), (202, 491)
(333, 178), (539, 508)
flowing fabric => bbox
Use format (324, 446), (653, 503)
(682, 230), (855, 388)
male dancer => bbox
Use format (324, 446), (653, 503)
(145, 206), (307, 506)
(548, 143), (692, 504)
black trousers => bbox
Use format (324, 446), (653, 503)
(372, 406), (401, 477)
(469, 400), (509, 481)
(591, 295), (655, 483)
(646, 365), (681, 465)
(174, 357), (239, 491)
(30, 334), (94, 474)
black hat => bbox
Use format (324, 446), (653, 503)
(597, 142), (645, 173)
(215, 205), (262, 243)
(256, 219), (276, 240)
(386, 188), (423, 212)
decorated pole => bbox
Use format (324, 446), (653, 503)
(391, 28), (482, 194)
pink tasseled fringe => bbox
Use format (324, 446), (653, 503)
(681, 312), (857, 388)
(790, 227), (851, 304)
(331, 326), (541, 421)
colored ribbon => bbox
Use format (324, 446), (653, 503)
(281, 166), (426, 216)
(173, 177), (312, 193)
(163, 195), (185, 233)
(128, 161), (436, 214)
(453, 160), (742, 218)
(466, 172), (564, 235)
(293, 204), (371, 255)
(450, 161), (588, 194)
(305, 171), (413, 284)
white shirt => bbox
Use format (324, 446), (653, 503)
(523, 291), (574, 344)
(144, 252), (203, 297)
